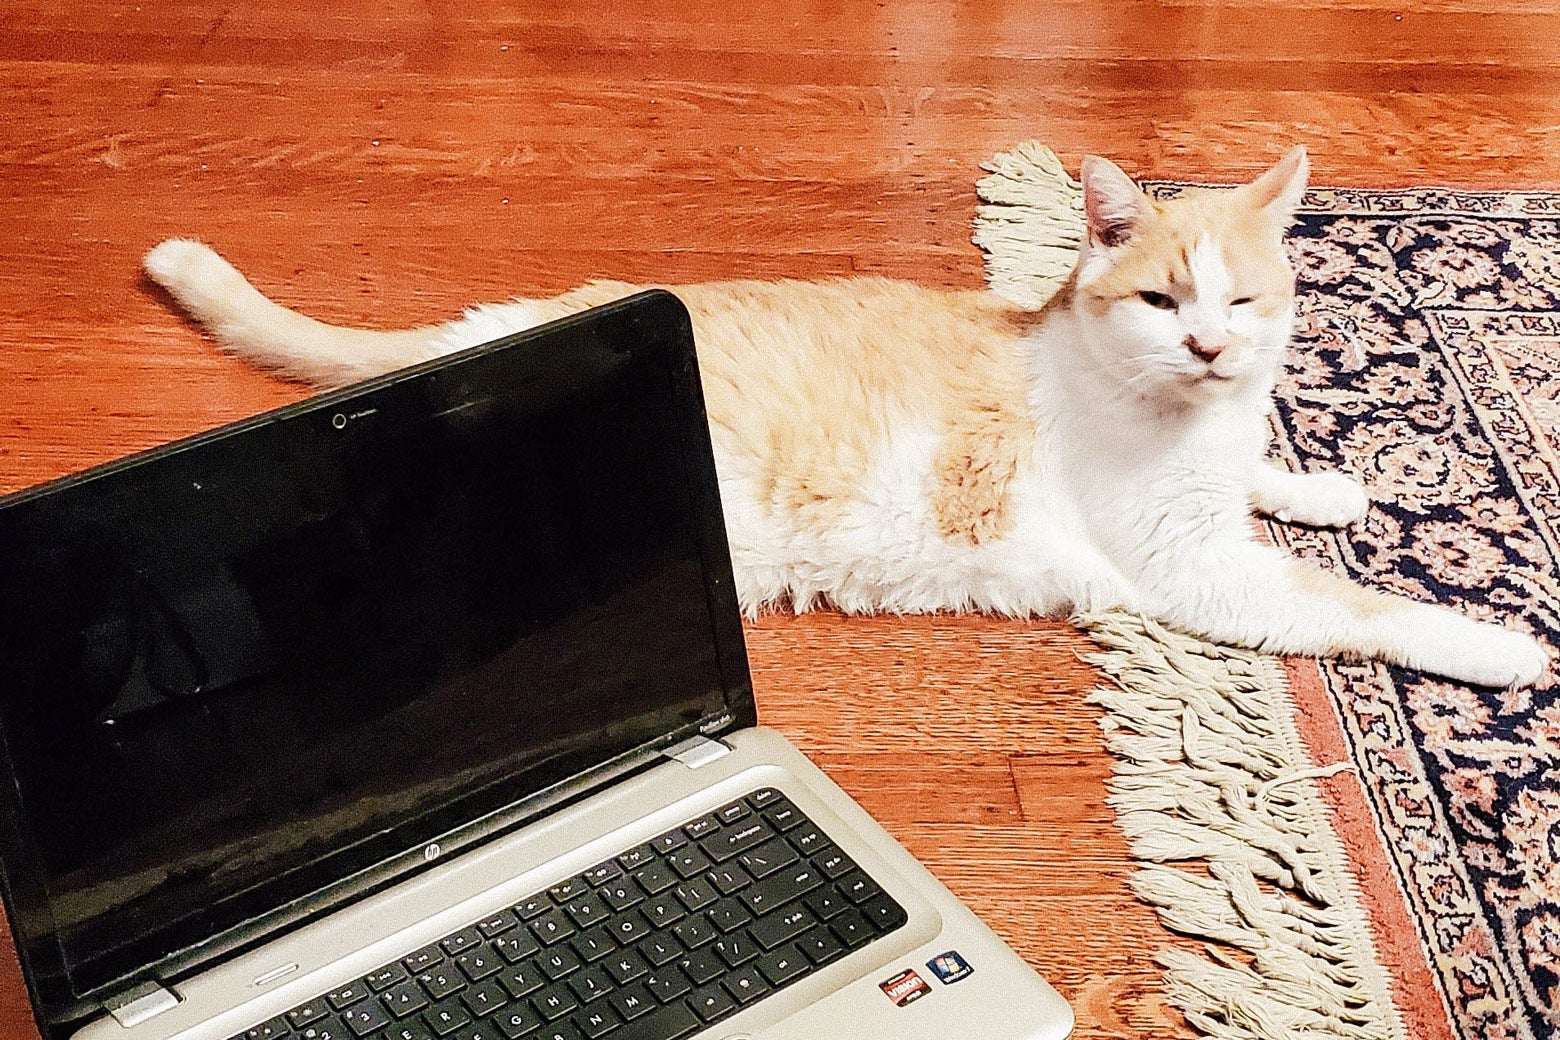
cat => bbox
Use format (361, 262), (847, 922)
(142, 146), (1549, 690)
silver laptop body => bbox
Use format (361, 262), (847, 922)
(0, 292), (1073, 1040)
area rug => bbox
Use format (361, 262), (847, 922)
(975, 144), (1560, 1040)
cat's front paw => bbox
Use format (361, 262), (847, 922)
(1422, 621), (1549, 689)
(1269, 472), (1369, 528)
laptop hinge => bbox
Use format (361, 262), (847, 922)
(662, 735), (732, 769)
(103, 981), (179, 1028)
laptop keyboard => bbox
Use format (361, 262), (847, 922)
(229, 788), (908, 1040)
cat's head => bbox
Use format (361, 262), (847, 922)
(1064, 147), (1308, 409)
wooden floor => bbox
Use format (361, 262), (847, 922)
(4, 2), (1560, 1037)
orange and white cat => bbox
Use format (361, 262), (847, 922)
(144, 147), (1549, 689)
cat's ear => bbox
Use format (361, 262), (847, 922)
(1245, 145), (1309, 228)
(1080, 156), (1153, 249)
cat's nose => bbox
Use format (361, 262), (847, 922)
(1185, 335), (1226, 363)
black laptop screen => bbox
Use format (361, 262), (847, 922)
(0, 294), (751, 1012)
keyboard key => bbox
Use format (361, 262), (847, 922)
(640, 895), (685, 930)
(365, 964), (409, 991)
(423, 998), (472, 1037)
(550, 878), (589, 903)
(383, 1022), (438, 1040)
(608, 914), (650, 945)
(672, 878), (716, 913)
(576, 1006), (619, 1039)
(679, 949), (724, 986)
(342, 1000), (391, 1036)
(538, 946), (583, 981)
(682, 814), (721, 841)
(610, 1000), (701, 1040)
(715, 801), (751, 825)
(747, 789), (783, 810)
(671, 915), (715, 949)
(327, 982), (370, 1010)
(830, 910), (872, 947)
(534, 1026), (584, 1040)
(493, 930), (542, 963)
(530, 909), (577, 945)
(642, 968), (691, 1003)
(515, 897), (550, 921)
(563, 893), (610, 930)
(701, 820), (774, 863)
(298, 1019), (350, 1040)
(788, 825), (827, 856)
(494, 1006), (542, 1039)
(441, 927), (483, 956)
(403, 945), (444, 973)
(631, 863), (676, 896)
(711, 934), (758, 968)
(688, 985), (736, 1022)
(582, 861), (624, 886)
(456, 947), (502, 981)
(798, 928), (844, 965)
(721, 965), (769, 1005)
(750, 905), (813, 950)
(599, 880), (645, 912)
(498, 963), (546, 1000)
(838, 873), (881, 905)
(607, 982), (655, 1021)
(532, 988), (578, 1021)
(246, 1016), (291, 1039)
(477, 910), (519, 937)
(805, 887), (847, 921)
(859, 895), (908, 933)
(705, 865), (751, 895)
(736, 837), (797, 879)
(813, 848), (853, 879)
(740, 865), (823, 916)
(459, 980), (508, 1017)
(382, 979), (431, 1018)
(288, 1001), (330, 1028)
(763, 801), (803, 832)
(417, 966), (466, 1001)
(604, 949), (647, 985)
(666, 846), (711, 879)
(706, 900), (752, 933)
(567, 966), (613, 1004)
(569, 926), (616, 963)
(637, 934), (683, 967)
(617, 845), (654, 871)
(756, 945), (808, 987)
(649, 830), (688, 855)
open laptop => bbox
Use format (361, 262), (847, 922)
(0, 291), (1074, 1040)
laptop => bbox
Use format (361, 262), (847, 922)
(0, 291), (1074, 1040)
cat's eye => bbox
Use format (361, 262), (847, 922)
(1138, 290), (1177, 311)
(1231, 296), (1256, 306)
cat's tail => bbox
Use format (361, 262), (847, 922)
(144, 239), (446, 388)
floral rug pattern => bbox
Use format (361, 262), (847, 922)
(1199, 186), (1560, 1040)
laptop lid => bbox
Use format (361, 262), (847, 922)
(0, 290), (755, 1038)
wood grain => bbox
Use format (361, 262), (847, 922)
(6, 0), (1558, 1036)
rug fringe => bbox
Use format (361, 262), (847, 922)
(1078, 611), (1406, 1040)
(972, 141), (1084, 308)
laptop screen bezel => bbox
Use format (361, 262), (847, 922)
(0, 290), (757, 1037)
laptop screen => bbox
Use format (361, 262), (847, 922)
(0, 293), (752, 1018)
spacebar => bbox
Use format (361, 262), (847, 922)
(611, 1001), (702, 1040)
